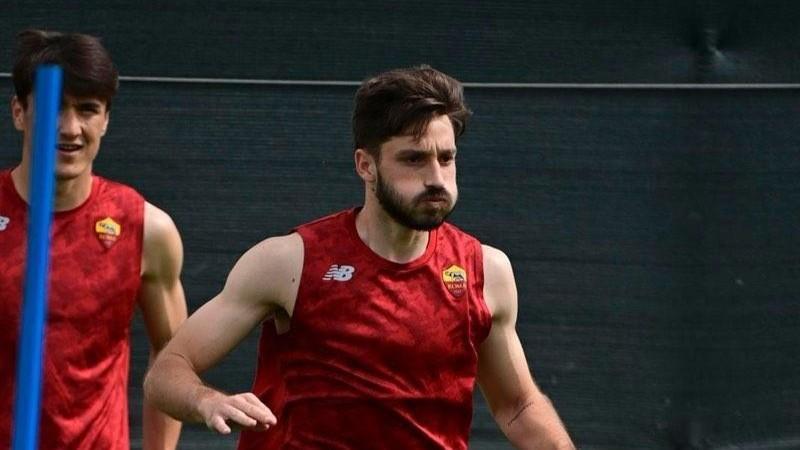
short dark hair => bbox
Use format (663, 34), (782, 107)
(12, 29), (119, 110)
(352, 65), (471, 157)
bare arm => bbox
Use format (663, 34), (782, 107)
(143, 233), (303, 434)
(477, 245), (575, 450)
(139, 203), (188, 450)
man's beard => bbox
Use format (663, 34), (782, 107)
(375, 172), (456, 231)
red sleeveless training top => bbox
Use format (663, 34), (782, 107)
(0, 169), (144, 450)
(239, 208), (492, 450)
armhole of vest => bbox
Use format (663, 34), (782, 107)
(285, 228), (309, 331)
(136, 194), (146, 280)
(472, 239), (493, 343)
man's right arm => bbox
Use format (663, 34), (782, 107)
(143, 233), (303, 434)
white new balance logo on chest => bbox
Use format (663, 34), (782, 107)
(323, 264), (355, 281)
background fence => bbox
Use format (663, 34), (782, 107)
(2, 1), (799, 448)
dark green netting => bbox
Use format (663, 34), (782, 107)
(2, 2), (799, 448)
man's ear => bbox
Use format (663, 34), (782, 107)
(11, 96), (26, 132)
(101, 111), (110, 136)
(354, 148), (378, 183)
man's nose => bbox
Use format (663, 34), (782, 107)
(58, 108), (80, 138)
(424, 160), (446, 189)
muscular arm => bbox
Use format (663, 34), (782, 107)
(143, 233), (303, 434)
(139, 203), (188, 450)
(477, 245), (575, 450)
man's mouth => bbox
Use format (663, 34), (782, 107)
(419, 195), (449, 204)
(57, 143), (83, 153)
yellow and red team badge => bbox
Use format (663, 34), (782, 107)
(95, 217), (121, 249)
(442, 264), (467, 297)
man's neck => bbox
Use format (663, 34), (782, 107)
(11, 164), (93, 212)
(355, 200), (430, 264)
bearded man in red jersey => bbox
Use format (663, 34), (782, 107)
(0, 29), (186, 449)
(145, 65), (574, 449)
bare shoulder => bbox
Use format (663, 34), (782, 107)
(482, 244), (513, 278)
(142, 201), (182, 277)
(144, 202), (179, 239)
(240, 232), (303, 274)
(225, 232), (304, 314)
(481, 244), (517, 321)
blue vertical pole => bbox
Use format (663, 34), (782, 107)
(12, 65), (63, 450)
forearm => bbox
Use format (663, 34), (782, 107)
(143, 352), (223, 424)
(498, 393), (575, 450)
(143, 397), (182, 450)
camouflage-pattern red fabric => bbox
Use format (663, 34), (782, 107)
(0, 169), (144, 450)
(239, 208), (492, 450)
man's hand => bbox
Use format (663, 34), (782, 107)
(197, 392), (277, 434)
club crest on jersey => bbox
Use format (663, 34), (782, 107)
(0, 215), (9, 231)
(95, 217), (121, 248)
(442, 264), (467, 297)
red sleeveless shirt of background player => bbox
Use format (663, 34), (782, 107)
(0, 170), (144, 450)
(239, 208), (492, 450)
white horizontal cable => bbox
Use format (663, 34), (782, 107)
(119, 75), (361, 86)
(1, 72), (799, 89)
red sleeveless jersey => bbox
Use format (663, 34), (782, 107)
(239, 208), (492, 450)
(0, 169), (144, 450)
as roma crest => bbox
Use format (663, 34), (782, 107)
(95, 217), (121, 249)
(442, 264), (467, 297)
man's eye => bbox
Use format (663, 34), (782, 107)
(439, 154), (456, 164)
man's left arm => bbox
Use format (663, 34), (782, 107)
(477, 245), (575, 450)
(138, 202), (188, 450)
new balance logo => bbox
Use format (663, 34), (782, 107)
(323, 264), (355, 281)
(0, 216), (9, 231)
